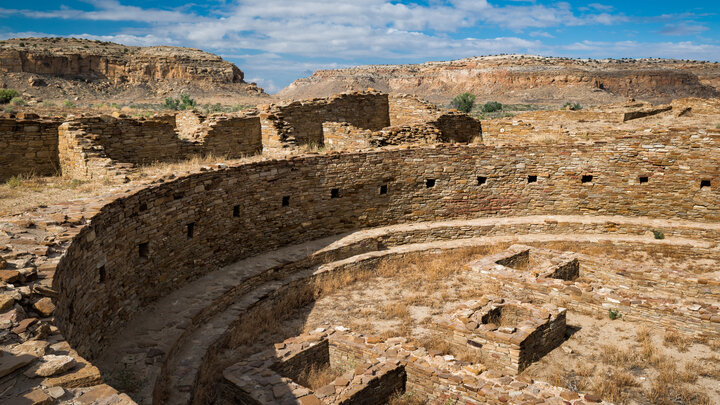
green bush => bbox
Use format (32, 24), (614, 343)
(0, 89), (20, 104)
(10, 97), (25, 106)
(608, 309), (622, 320)
(63, 100), (76, 108)
(481, 101), (503, 113)
(164, 94), (196, 111)
(652, 229), (665, 240)
(450, 93), (475, 113)
(563, 102), (582, 111)
(4, 106), (15, 114)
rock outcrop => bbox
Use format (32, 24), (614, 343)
(278, 55), (720, 105)
(0, 37), (266, 100)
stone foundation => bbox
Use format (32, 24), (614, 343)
(438, 299), (566, 374)
(222, 327), (603, 405)
(0, 114), (60, 181)
(58, 113), (261, 179)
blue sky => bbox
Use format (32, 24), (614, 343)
(1, 1), (718, 92)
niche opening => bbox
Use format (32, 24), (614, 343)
(528, 175), (538, 183)
(426, 179), (436, 188)
(379, 185), (388, 195)
(331, 189), (340, 199)
(477, 176), (487, 185)
(139, 242), (149, 259)
(282, 196), (290, 206)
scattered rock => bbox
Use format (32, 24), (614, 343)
(0, 351), (36, 378)
(0, 294), (15, 311)
(43, 364), (101, 387)
(29, 354), (76, 377)
(33, 298), (56, 316)
(6, 389), (52, 405)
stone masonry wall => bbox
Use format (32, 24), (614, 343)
(389, 94), (482, 143)
(0, 115), (60, 181)
(260, 91), (390, 147)
(58, 114), (261, 179)
(54, 134), (720, 359)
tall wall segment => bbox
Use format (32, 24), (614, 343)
(53, 133), (720, 360)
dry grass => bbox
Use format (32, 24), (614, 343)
(388, 390), (427, 405)
(296, 363), (341, 390)
(647, 364), (711, 405)
(591, 370), (638, 403)
(663, 329), (690, 352)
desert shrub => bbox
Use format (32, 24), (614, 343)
(482, 101), (503, 113)
(10, 97), (25, 106)
(564, 102), (583, 111)
(164, 94), (196, 111)
(450, 93), (475, 113)
(652, 229), (665, 240)
(63, 100), (76, 108)
(608, 309), (621, 320)
(4, 106), (15, 114)
(40, 100), (55, 107)
(0, 89), (20, 104)
(716, 123), (720, 129)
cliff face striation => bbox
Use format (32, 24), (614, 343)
(278, 55), (720, 105)
(0, 37), (266, 101)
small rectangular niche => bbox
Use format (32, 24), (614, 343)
(173, 192), (184, 200)
(139, 203), (148, 212)
(527, 175), (538, 183)
(379, 184), (388, 195)
(581, 175), (593, 183)
(426, 179), (436, 188)
(701, 179), (711, 189)
(331, 188), (340, 198)
(282, 196), (290, 206)
(98, 265), (106, 283)
(233, 205), (240, 217)
(186, 222), (195, 239)
(138, 242), (149, 259)
(639, 176), (649, 184)
(477, 176), (487, 186)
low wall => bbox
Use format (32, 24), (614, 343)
(260, 91), (390, 147)
(53, 134), (720, 360)
(58, 114), (261, 179)
(0, 115), (60, 181)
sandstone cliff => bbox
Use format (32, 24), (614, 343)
(0, 37), (266, 102)
(278, 55), (720, 105)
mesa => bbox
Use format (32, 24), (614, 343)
(0, 38), (718, 405)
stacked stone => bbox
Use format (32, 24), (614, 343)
(58, 113), (261, 179)
(322, 122), (374, 149)
(468, 245), (720, 337)
(371, 124), (443, 146)
(437, 298), (566, 374)
(223, 326), (607, 404)
(0, 114), (61, 182)
(260, 91), (390, 147)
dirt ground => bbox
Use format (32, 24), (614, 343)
(289, 246), (720, 405)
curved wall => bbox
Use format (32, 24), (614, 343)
(53, 134), (720, 359)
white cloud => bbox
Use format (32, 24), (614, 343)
(562, 40), (720, 60)
(2, 0), (718, 90)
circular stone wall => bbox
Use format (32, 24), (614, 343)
(53, 138), (720, 372)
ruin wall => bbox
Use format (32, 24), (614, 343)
(260, 91), (390, 147)
(58, 114), (261, 179)
(0, 116), (60, 181)
(52, 134), (720, 359)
